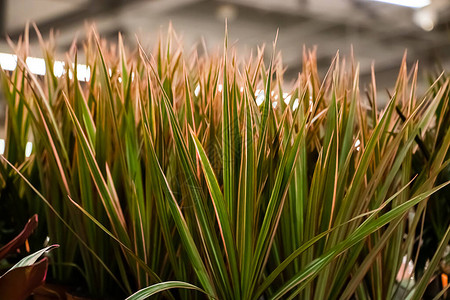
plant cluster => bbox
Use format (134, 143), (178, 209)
(0, 26), (449, 299)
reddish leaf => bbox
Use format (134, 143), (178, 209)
(0, 214), (39, 260)
(0, 257), (48, 300)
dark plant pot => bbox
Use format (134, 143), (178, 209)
(33, 283), (67, 300)
(33, 283), (94, 300)
(65, 292), (93, 300)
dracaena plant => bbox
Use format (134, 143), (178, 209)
(1, 25), (449, 299)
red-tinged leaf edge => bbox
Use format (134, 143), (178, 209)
(0, 214), (38, 260)
(0, 257), (48, 300)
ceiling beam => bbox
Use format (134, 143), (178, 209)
(0, 0), (6, 35)
(3, 0), (148, 42)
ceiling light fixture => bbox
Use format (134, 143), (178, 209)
(194, 83), (200, 96)
(0, 52), (91, 82)
(413, 8), (437, 31)
(369, 0), (430, 8)
(26, 57), (46, 75)
(0, 139), (5, 155)
(0, 53), (17, 71)
(216, 4), (238, 21)
(25, 142), (33, 158)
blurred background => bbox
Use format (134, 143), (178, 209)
(0, 0), (450, 129)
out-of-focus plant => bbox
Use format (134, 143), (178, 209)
(1, 25), (449, 299)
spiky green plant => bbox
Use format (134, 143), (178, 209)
(1, 25), (449, 299)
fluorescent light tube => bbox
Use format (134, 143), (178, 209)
(194, 83), (200, 96)
(0, 52), (90, 82)
(26, 57), (46, 75)
(0, 139), (5, 155)
(0, 53), (17, 71)
(76, 64), (91, 81)
(25, 142), (33, 158)
(53, 61), (65, 77)
(369, 0), (430, 8)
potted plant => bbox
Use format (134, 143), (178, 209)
(1, 25), (449, 299)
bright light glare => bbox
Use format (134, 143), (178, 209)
(194, 84), (200, 96)
(369, 0), (430, 8)
(53, 61), (65, 77)
(0, 53), (17, 71)
(255, 90), (264, 106)
(0, 139), (5, 155)
(284, 94), (292, 104)
(26, 57), (46, 75)
(25, 142), (33, 158)
(413, 8), (436, 31)
(0, 52), (91, 82)
(69, 64), (91, 81)
(218, 84), (223, 93)
(293, 98), (299, 111)
(77, 64), (91, 81)
(272, 101), (278, 108)
(355, 139), (361, 152)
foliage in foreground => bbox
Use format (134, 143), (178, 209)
(0, 214), (58, 300)
(1, 26), (450, 299)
